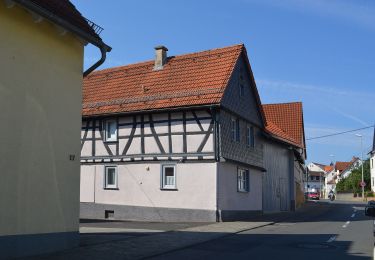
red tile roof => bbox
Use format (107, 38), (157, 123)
(335, 161), (351, 173)
(324, 165), (334, 173)
(262, 102), (305, 149)
(83, 44), (248, 116)
(24, 0), (99, 38)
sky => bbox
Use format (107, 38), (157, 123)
(72, 0), (375, 165)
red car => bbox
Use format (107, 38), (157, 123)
(307, 192), (320, 200)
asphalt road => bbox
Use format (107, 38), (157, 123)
(149, 200), (374, 260)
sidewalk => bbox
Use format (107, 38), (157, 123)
(30, 201), (330, 260)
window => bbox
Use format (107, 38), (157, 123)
(246, 126), (255, 148)
(105, 120), (117, 142)
(104, 166), (118, 189)
(231, 118), (236, 141)
(310, 176), (314, 181)
(315, 176), (320, 181)
(372, 159), (374, 169)
(239, 83), (245, 97)
(239, 71), (245, 97)
(237, 168), (249, 192)
(231, 118), (240, 142)
(161, 164), (176, 189)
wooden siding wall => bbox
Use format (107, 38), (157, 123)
(81, 109), (215, 162)
(262, 140), (291, 212)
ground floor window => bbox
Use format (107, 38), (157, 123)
(104, 166), (118, 189)
(161, 164), (176, 190)
(237, 168), (249, 192)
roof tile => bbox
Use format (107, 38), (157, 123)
(262, 102), (305, 148)
(83, 44), (244, 116)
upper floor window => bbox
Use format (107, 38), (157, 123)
(161, 164), (177, 190)
(231, 118), (240, 142)
(371, 159), (374, 169)
(246, 126), (255, 148)
(239, 71), (245, 97)
(105, 119), (117, 142)
(239, 83), (245, 97)
(104, 166), (118, 189)
(238, 168), (249, 192)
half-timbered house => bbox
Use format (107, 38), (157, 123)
(80, 44), (266, 222)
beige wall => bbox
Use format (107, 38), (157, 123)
(217, 162), (263, 211)
(80, 162), (217, 210)
(0, 3), (84, 236)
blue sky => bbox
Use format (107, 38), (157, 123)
(72, 0), (375, 165)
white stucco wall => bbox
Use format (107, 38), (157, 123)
(217, 162), (262, 211)
(370, 155), (375, 192)
(80, 162), (217, 210)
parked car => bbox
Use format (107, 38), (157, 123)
(307, 192), (320, 200)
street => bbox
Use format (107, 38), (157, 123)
(26, 200), (374, 260)
(150, 200), (373, 260)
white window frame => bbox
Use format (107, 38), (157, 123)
(161, 164), (177, 190)
(104, 119), (117, 142)
(237, 168), (250, 192)
(246, 125), (255, 148)
(104, 166), (118, 189)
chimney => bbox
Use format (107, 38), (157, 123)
(154, 45), (168, 70)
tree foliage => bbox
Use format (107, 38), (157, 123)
(336, 159), (370, 194)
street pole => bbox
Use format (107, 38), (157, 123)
(356, 134), (365, 201)
(361, 136), (365, 201)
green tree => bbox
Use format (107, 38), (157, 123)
(335, 159), (370, 194)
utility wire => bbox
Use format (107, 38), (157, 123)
(307, 125), (374, 141)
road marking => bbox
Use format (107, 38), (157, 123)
(342, 221), (350, 228)
(326, 236), (336, 243)
(351, 213), (356, 218)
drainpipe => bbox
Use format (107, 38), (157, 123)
(83, 46), (108, 77)
(210, 105), (221, 221)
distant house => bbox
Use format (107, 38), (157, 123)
(340, 157), (361, 179)
(262, 102), (307, 212)
(307, 163), (326, 195)
(0, 1), (110, 258)
(335, 158), (361, 181)
(324, 165), (335, 196)
(370, 128), (375, 191)
(310, 157), (362, 198)
(80, 44), (267, 222)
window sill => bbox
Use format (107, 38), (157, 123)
(104, 187), (119, 190)
(160, 188), (178, 191)
(104, 140), (118, 143)
(237, 190), (249, 193)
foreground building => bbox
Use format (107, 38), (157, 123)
(0, 1), (110, 257)
(370, 128), (375, 191)
(80, 44), (267, 222)
(262, 102), (307, 211)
